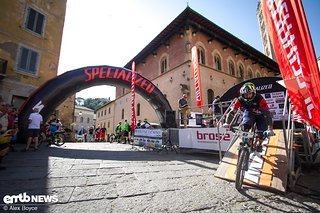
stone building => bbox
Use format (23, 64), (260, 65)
(0, 0), (74, 126)
(73, 105), (95, 132)
(95, 101), (115, 135)
(96, 6), (280, 133)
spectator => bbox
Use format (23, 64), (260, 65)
(95, 125), (101, 142)
(84, 131), (88, 142)
(141, 118), (151, 129)
(100, 127), (106, 142)
(23, 108), (43, 151)
(115, 122), (122, 142)
(0, 102), (9, 130)
(178, 94), (191, 128)
(123, 120), (130, 143)
(0, 124), (12, 170)
(88, 126), (94, 142)
(78, 126), (87, 142)
(136, 120), (142, 129)
(7, 106), (17, 130)
(212, 95), (222, 126)
(9, 119), (19, 152)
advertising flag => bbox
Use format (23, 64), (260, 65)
(262, 0), (320, 129)
(191, 46), (203, 107)
(131, 61), (136, 133)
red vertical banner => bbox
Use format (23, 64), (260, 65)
(262, 0), (320, 129)
(131, 61), (136, 134)
(191, 46), (203, 107)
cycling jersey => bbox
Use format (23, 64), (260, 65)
(233, 93), (268, 112)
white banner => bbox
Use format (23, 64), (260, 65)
(179, 128), (233, 151)
(134, 129), (163, 148)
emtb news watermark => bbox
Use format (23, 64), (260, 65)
(2, 192), (58, 211)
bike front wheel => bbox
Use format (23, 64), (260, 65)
(54, 133), (66, 146)
(235, 148), (249, 190)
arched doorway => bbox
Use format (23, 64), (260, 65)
(18, 65), (173, 140)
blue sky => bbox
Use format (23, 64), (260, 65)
(58, 0), (320, 99)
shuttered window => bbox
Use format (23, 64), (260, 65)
(25, 7), (46, 36)
(16, 46), (40, 75)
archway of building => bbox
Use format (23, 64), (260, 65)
(18, 65), (173, 141)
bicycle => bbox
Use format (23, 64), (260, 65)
(38, 130), (66, 147)
(231, 127), (268, 190)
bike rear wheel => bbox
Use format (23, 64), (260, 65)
(235, 148), (249, 190)
(54, 133), (66, 146)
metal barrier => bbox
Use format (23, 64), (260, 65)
(174, 99), (237, 162)
(282, 91), (318, 189)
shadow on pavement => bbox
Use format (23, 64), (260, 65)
(0, 143), (220, 212)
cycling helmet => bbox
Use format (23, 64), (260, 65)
(240, 82), (256, 101)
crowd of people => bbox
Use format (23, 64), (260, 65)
(76, 125), (107, 142)
(0, 98), (19, 170)
(0, 82), (279, 170)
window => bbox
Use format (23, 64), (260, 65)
(87, 117), (90, 123)
(238, 64), (244, 79)
(197, 47), (205, 64)
(11, 95), (27, 109)
(108, 121), (110, 128)
(207, 89), (214, 106)
(108, 107), (111, 114)
(16, 46), (40, 75)
(104, 109), (106, 116)
(137, 103), (140, 116)
(228, 60), (235, 76)
(248, 68), (253, 79)
(121, 109), (124, 119)
(0, 58), (8, 76)
(160, 57), (168, 74)
(214, 54), (221, 71)
(80, 117), (84, 123)
(25, 7), (46, 36)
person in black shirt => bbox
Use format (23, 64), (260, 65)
(212, 95), (222, 126)
(178, 94), (191, 128)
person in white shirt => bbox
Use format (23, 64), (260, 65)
(24, 108), (43, 151)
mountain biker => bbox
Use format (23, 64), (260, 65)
(224, 82), (274, 152)
(47, 114), (60, 145)
(48, 114), (59, 133)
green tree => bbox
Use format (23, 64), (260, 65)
(83, 98), (110, 110)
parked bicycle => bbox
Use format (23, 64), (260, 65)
(231, 126), (270, 190)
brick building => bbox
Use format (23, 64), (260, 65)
(96, 6), (280, 133)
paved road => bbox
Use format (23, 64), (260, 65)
(0, 143), (319, 213)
